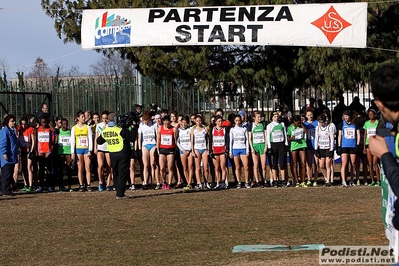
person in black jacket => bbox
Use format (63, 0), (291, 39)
(97, 113), (137, 199)
(369, 63), (399, 228)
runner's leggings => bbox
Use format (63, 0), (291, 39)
(271, 142), (287, 170)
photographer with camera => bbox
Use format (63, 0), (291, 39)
(97, 112), (137, 199)
(369, 63), (399, 228)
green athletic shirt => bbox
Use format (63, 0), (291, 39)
(363, 119), (379, 145)
(251, 123), (266, 145)
(270, 123), (285, 143)
(58, 129), (71, 155)
(287, 124), (307, 151)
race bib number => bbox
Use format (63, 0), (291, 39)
(213, 136), (225, 147)
(307, 128), (315, 140)
(78, 136), (89, 147)
(319, 135), (330, 149)
(344, 128), (355, 139)
(253, 132), (265, 144)
(161, 134), (172, 146)
(180, 133), (191, 145)
(20, 135), (29, 147)
(194, 133), (206, 149)
(38, 132), (50, 143)
(293, 128), (304, 140)
(143, 130), (155, 143)
(272, 130), (284, 142)
(59, 136), (71, 147)
(234, 132), (245, 145)
(367, 128), (376, 137)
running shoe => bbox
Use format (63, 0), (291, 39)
(301, 182), (308, 188)
(374, 182), (381, 187)
(87, 185), (92, 192)
(21, 186), (28, 192)
(162, 183), (167, 190)
(26, 186), (32, 192)
(245, 182), (251, 189)
(349, 180), (354, 187)
(174, 182), (182, 189)
(256, 181), (264, 188)
(48, 187), (55, 192)
(68, 186), (73, 192)
(325, 182), (331, 187)
(313, 181), (318, 187)
(342, 181), (348, 188)
(214, 183), (221, 189)
(205, 183), (212, 190)
(98, 183), (104, 192)
(183, 185), (192, 190)
(295, 183), (300, 188)
(195, 184), (203, 190)
(165, 184), (171, 190)
(129, 184), (136, 191)
(36, 187), (43, 193)
(142, 184), (148, 190)
(79, 185), (85, 192)
(155, 183), (161, 190)
(364, 181), (369, 186)
(225, 180), (229, 187)
(306, 180), (312, 187)
(368, 182), (375, 187)
(356, 180), (361, 186)
(106, 186), (112, 191)
(237, 183), (242, 189)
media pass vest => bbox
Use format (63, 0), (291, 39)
(101, 126), (123, 152)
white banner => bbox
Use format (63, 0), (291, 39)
(81, 3), (367, 49)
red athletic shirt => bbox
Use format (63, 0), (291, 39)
(159, 126), (175, 149)
(18, 125), (34, 153)
(37, 127), (52, 153)
(212, 127), (226, 154)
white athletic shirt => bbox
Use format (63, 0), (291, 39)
(314, 124), (335, 150)
(229, 125), (249, 152)
(177, 127), (192, 151)
(96, 122), (108, 151)
(138, 121), (157, 146)
(193, 126), (207, 150)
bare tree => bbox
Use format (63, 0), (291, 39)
(67, 64), (83, 77)
(89, 54), (134, 80)
(0, 58), (9, 89)
(51, 63), (66, 77)
(27, 57), (51, 88)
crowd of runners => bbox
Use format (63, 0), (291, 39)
(5, 95), (392, 194)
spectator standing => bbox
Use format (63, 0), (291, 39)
(0, 115), (18, 196)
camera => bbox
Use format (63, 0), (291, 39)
(116, 114), (135, 128)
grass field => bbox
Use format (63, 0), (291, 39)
(0, 184), (386, 266)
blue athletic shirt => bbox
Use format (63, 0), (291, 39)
(339, 120), (357, 148)
(304, 120), (318, 149)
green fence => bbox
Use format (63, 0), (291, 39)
(0, 76), (374, 124)
(0, 76), (204, 122)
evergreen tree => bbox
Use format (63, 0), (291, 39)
(41, 0), (399, 108)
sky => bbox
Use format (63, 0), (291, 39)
(0, 0), (103, 78)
